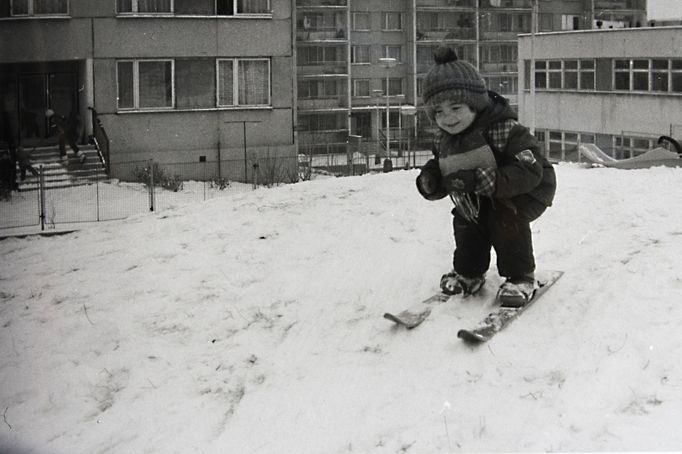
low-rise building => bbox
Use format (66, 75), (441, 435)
(517, 26), (682, 161)
(0, 0), (296, 182)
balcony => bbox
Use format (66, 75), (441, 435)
(297, 61), (348, 77)
(296, 0), (347, 7)
(298, 96), (349, 111)
(594, 0), (645, 9)
(416, 0), (475, 9)
(416, 28), (476, 42)
(296, 29), (347, 42)
(480, 0), (532, 8)
(480, 30), (527, 41)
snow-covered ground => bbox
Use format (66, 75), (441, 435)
(1, 164), (682, 453)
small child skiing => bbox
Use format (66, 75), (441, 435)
(416, 47), (556, 307)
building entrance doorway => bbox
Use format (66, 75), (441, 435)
(18, 70), (79, 147)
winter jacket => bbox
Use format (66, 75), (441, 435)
(417, 91), (556, 221)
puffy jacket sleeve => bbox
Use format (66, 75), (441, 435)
(490, 121), (544, 199)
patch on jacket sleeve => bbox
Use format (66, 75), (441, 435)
(515, 149), (537, 165)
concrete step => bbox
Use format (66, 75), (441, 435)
(15, 145), (108, 192)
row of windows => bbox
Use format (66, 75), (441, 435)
(117, 0), (271, 16)
(351, 12), (402, 31)
(614, 59), (682, 92)
(534, 59), (596, 91)
(298, 78), (404, 99)
(0, 0), (271, 17)
(531, 58), (682, 94)
(536, 129), (662, 161)
(116, 58), (270, 111)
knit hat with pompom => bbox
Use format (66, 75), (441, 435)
(422, 46), (490, 113)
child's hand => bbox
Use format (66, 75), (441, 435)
(444, 169), (476, 193)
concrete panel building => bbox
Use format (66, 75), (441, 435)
(293, 0), (647, 163)
(518, 26), (682, 161)
(0, 0), (295, 182)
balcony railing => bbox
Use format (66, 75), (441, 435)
(297, 61), (348, 77)
(296, 29), (347, 41)
(480, 30), (527, 41)
(480, 0), (532, 8)
(416, 0), (475, 8)
(296, 0), (347, 6)
(416, 28), (476, 41)
(298, 97), (349, 110)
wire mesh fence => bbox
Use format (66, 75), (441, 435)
(0, 156), (299, 231)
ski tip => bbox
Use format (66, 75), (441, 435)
(457, 329), (487, 344)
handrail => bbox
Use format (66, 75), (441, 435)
(88, 107), (111, 176)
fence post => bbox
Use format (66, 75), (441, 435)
(39, 165), (45, 231)
(149, 159), (155, 212)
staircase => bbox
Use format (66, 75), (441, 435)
(16, 145), (108, 191)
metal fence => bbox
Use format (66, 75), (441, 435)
(0, 156), (301, 231)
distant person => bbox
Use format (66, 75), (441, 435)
(0, 149), (13, 196)
(46, 109), (86, 164)
(416, 46), (556, 307)
(0, 108), (18, 188)
(16, 146), (39, 182)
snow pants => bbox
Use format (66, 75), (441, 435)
(452, 197), (536, 280)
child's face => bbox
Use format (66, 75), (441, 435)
(433, 101), (476, 135)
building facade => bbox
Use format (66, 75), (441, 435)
(293, 0), (647, 160)
(517, 26), (682, 162)
(0, 0), (296, 182)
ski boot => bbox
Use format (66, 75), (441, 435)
(497, 277), (538, 307)
(440, 271), (485, 296)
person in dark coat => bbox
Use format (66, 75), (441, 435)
(0, 108), (18, 189)
(16, 146), (39, 181)
(416, 46), (556, 306)
(46, 109), (86, 164)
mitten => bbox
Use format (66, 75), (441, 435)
(443, 169), (477, 193)
(416, 158), (447, 200)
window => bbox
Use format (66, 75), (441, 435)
(352, 12), (370, 31)
(298, 79), (341, 99)
(548, 61), (562, 89)
(218, 58), (270, 106)
(352, 79), (370, 97)
(175, 59), (215, 109)
(4, 0), (67, 16)
(382, 77), (402, 97)
(382, 12), (402, 30)
(351, 46), (370, 64)
(299, 46), (341, 65)
(382, 46), (401, 63)
(632, 59), (649, 91)
(534, 61), (547, 89)
(651, 59), (668, 92)
(667, 59), (681, 92)
(564, 60), (578, 89)
(117, 0), (270, 15)
(579, 59), (595, 90)
(117, 58), (269, 111)
(117, 0), (171, 13)
(117, 60), (173, 110)
(613, 58), (682, 93)
(614, 59), (630, 90)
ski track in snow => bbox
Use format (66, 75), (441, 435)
(1, 164), (682, 453)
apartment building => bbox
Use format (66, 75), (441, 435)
(294, 0), (646, 158)
(0, 0), (295, 182)
(517, 26), (682, 162)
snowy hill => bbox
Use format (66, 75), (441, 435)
(1, 164), (682, 453)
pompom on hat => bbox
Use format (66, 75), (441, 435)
(422, 46), (490, 113)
